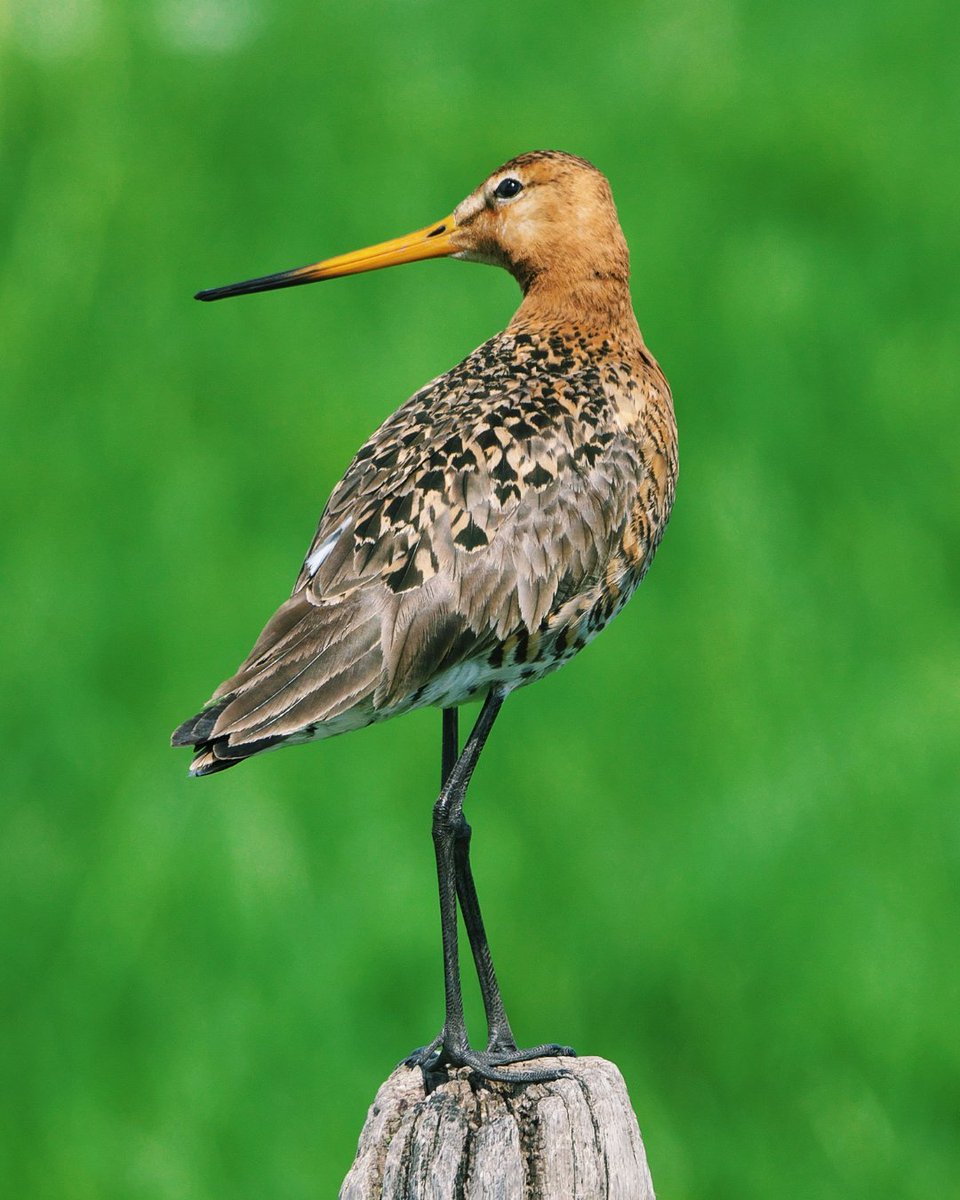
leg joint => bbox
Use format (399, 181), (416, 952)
(432, 798), (468, 837)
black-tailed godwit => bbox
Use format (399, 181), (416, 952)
(173, 151), (678, 1081)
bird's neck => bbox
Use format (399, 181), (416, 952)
(508, 271), (640, 342)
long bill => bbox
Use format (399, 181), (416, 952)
(195, 213), (459, 301)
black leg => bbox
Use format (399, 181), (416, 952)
(452, 815), (517, 1051)
(405, 690), (575, 1084)
(442, 705), (517, 1050)
(431, 691), (502, 1068)
(441, 706), (458, 787)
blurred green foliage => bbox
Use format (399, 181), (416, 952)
(1, 1), (957, 1196)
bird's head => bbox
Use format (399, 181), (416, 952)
(449, 151), (630, 291)
(196, 151), (629, 303)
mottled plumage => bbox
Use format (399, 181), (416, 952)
(173, 151), (677, 776)
(174, 150), (679, 1082)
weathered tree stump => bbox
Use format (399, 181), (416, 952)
(339, 1056), (655, 1199)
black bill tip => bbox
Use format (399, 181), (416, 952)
(194, 266), (313, 302)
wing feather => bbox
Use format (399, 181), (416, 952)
(174, 329), (662, 770)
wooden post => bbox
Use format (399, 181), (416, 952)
(340, 1056), (655, 1199)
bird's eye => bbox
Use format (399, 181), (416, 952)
(494, 177), (523, 201)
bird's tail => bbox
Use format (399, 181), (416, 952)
(170, 588), (384, 776)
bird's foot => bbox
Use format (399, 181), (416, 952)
(402, 1035), (443, 1073)
(403, 1032), (575, 1084)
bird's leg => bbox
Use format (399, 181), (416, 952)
(450, 783), (515, 1046)
(404, 691), (574, 1084)
(404, 707), (462, 1071)
(451, 722), (576, 1068)
(441, 704), (459, 786)
(441, 706), (517, 1052)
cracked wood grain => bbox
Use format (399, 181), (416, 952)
(340, 1056), (655, 1199)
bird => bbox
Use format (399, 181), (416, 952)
(173, 150), (678, 1082)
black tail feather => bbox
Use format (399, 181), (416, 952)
(171, 696), (233, 747)
(172, 696), (290, 775)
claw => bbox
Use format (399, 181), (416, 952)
(486, 1041), (577, 1064)
(402, 1036), (443, 1071)
(404, 1032), (576, 1084)
(456, 1051), (572, 1085)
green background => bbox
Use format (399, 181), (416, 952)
(2, 1), (957, 1196)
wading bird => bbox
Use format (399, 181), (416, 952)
(173, 151), (678, 1082)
